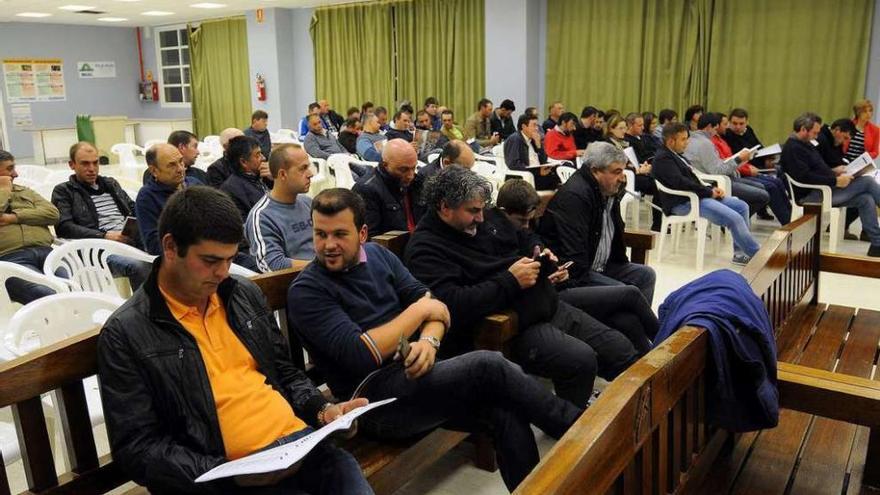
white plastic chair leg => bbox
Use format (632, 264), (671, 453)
(657, 218), (669, 260)
(829, 208), (842, 253)
(695, 219), (708, 272)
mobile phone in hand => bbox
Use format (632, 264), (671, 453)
(397, 334), (411, 362)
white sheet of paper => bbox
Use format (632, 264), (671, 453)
(623, 147), (639, 168)
(753, 143), (781, 158)
(845, 152), (876, 176)
(526, 162), (560, 169)
(195, 398), (397, 483)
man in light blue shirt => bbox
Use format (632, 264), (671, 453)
(246, 144), (315, 272)
(356, 113), (387, 162)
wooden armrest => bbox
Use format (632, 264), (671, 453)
(474, 310), (518, 352)
(778, 362), (880, 426)
(373, 230), (411, 257)
(820, 253), (880, 279)
(623, 229), (655, 264)
(250, 267), (305, 311)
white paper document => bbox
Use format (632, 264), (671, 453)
(753, 143), (781, 158)
(724, 145), (761, 163)
(844, 152), (876, 177)
(195, 398), (397, 483)
(623, 147), (639, 168)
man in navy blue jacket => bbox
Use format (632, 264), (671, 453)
(287, 188), (583, 492)
(135, 143), (201, 255)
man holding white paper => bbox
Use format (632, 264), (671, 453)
(685, 113), (771, 218)
(781, 113), (880, 257)
(98, 186), (373, 494)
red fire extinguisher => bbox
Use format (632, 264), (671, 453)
(256, 74), (267, 101)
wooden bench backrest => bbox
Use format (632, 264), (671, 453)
(516, 205), (829, 494)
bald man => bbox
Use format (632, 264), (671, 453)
(419, 139), (475, 178)
(245, 144), (316, 273)
(205, 127), (244, 187)
(136, 143), (200, 254)
(318, 98), (344, 133)
(352, 138), (426, 237)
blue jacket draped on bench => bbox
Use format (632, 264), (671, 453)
(656, 269), (779, 432)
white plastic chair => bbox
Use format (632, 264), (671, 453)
(14, 164), (56, 183)
(785, 173), (845, 252)
(4, 292), (123, 433)
(43, 239), (156, 298)
(620, 169), (638, 229)
(556, 166), (576, 184)
(491, 143), (538, 187)
(0, 261), (69, 343)
(203, 135), (223, 157)
(694, 172), (733, 197)
(272, 129), (300, 144)
(654, 179), (720, 272)
(427, 152), (440, 164)
(229, 263), (258, 277)
(327, 154), (358, 190)
(110, 143), (145, 170)
(142, 139), (165, 151)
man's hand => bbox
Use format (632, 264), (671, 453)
(832, 165), (847, 176)
(747, 165), (760, 176)
(737, 149), (752, 162)
(490, 133), (501, 145)
(320, 397), (369, 439)
(712, 187), (725, 199)
(508, 257), (540, 288)
(836, 175), (853, 188)
(235, 461), (302, 487)
(637, 163), (651, 175)
(259, 162), (272, 179)
(0, 213), (17, 226)
(0, 176), (12, 192)
(104, 231), (131, 244)
(548, 266), (569, 284)
(415, 297), (451, 329)
(404, 340), (437, 380)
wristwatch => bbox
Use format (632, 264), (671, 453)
(420, 336), (441, 350)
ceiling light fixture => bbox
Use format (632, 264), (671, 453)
(16, 12), (52, 17)
(98, 16), (127, 21)
(191, 2), (226, 8)
(141, 10), (173, 15)
(58, 4), (95, 10)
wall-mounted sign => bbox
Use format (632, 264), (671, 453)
(78, 61), (116, 78)
(10, 103), (32, 128)
(2, 59), (66, 102)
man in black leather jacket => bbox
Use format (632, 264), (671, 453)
(352, 138), (426, 237)
(97, 186), (372, 494)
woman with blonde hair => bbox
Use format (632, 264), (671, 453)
(844, 99), (879, 160)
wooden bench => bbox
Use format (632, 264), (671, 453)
(514, 204), (880, 494)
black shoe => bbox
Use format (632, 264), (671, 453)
(868, 245), (880, 257)
(861, 231), (870, 242)
(757, 209), (774, 220)
(844, 231), (858, 241)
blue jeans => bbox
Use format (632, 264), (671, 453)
(671, 196), (761, 257)
(802, 175), (880, 246)
(242, 427), (373, 494)
(107, 255), (152, 291)
(731, 178), (769, 216)
(356, 351), (583, 491)
(739, 175), (792, 225)
(580, 262), (656, 305)
(0, 246), (56, 304)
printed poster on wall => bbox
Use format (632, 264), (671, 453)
(78, 61), (116, 78)
(10, 104), (33, 128)
(3, 59), (66, 102)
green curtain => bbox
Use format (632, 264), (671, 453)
(707, 0), (874, 143)
(395, 0), (485, 117)
(189, 17), (251, 137)
(310, 2), (396, 111)
(546, 0), (873, 143)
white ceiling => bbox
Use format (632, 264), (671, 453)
(0, 0), (366, 26)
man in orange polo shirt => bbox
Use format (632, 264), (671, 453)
(97, 186), (373, 494)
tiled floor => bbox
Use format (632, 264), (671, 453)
(4, 163), (880, 493)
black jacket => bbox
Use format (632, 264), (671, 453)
(338, 130), (359, 154)
(652, 146), (714, 213)
(97, 261), (327, 494)
(142, 166), (206, 186)
(219, 169), (269, 221)
(538, 167), (628, 282)
(723, 126), (767, 168)
(780, 136), (836, 201)
(385, 128), (413, 142)
(816, 125), (845, 168)
(504, 131), (547, 171)
(207, 156), (273, 190)
(51, 175), (135, 241)
(624, 133), (654, 162)
(352, 165), (426, 237)
(490, 112), (515, 140)
(574, 126), (603, 150)
(405, 209), (557, 358)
